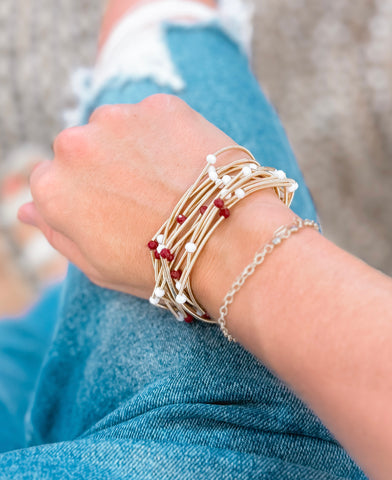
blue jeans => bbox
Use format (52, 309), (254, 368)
(0, 20), (368, 479)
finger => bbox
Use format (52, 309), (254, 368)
(28, 159), (55, 217)
(18, 201), (39, 227)
(17, 201), (100, 279)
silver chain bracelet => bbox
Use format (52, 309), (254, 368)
(218, 217), (320, 342)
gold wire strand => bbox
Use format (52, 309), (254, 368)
(148, 145), (301, 325)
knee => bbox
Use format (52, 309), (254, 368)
(98, 0), (146, 53)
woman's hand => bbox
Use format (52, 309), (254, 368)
(18, 94), (282, 299)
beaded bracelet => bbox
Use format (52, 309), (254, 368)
(146, 144), (299, 326)
(218, 216), (320, 342)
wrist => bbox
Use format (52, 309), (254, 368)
(192, 189), (295, 332)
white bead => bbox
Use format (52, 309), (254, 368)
(175, 281), (182, 290)
(156, 244), (166, 254)
(215, 178), (223, 188)
(185, 242), (197, 253)
(221, 188), (232, 199)
(219, 188), (232, 199)
(206, 154), (216, 164)
(177, 314), (185, 322)
(154, 287), (165, 298)
(242, 166), (252, 176)
(273, 169), (286, 179)
(235, 188), (245, 199)
(272, 237), (282, 245)
(208, 169), (218, 182)
(222, 175), (232, 185)
(149, 296), (159, 305)
(176, 294), (187, 304)
(156, 234), (164, 244)
(287, 181), (299, 192)
(249, 163), (258, 171)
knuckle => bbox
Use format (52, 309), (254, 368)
(89, 104), (126, 124)
(53, 126), (89, 157)
(29, 162), (53, 204)
(29, 164), (60, 223)
(140, 93), (184, 112)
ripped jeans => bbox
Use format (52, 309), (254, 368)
(0, 2), (368, 479)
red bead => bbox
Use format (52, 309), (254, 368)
(177, 215), (187, 224)
(214, 198), (224, 209)
(184, 315), (194, 323)
(148, 240), (158, 250)
(200, 205), (208, 215)
(201, 313), (211, 320)
(171, 270), (182, 280)
(160, 248), (171, 259)
(167, 253), (175, 262)
(154, 250), (160, 259)
(219, 207), (230, 218)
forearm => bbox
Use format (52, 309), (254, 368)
(193, 196), (392, 480)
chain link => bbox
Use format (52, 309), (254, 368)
(218, 217), (319, 341)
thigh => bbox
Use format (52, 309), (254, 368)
(0, 283), (62, 453)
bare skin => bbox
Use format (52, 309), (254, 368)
(17, 1), (392, 479)
(98, 0), (217, 53)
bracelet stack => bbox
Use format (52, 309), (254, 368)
(147, 144), (318, 339)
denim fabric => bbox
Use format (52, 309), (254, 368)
(0, 283), (62, 453)
(0, 24), (368, 479)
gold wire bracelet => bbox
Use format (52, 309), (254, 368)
(146, 144), (300, 327)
